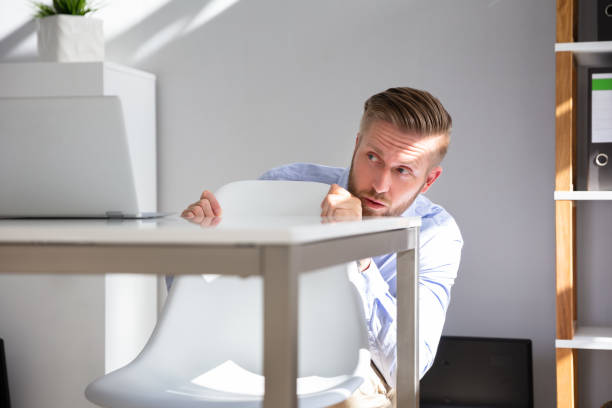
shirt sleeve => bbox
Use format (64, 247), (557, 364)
(258, 163), (345, 185)
(349, 231), (463, 388)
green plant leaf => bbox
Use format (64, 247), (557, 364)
(77, 0), (87, 14)
(52, 0), (66, 14)
(33, 0), (99, 17)
(33, 2), (57, 18)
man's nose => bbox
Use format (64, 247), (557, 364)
(372, 169), (391, 193)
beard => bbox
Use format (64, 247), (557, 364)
(347, 155), (423, 217)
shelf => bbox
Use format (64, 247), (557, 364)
(555, 41), (612, 67)
(554, 191), (612, 200)
(556, 326), (612, 350)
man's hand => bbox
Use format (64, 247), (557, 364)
(320, 184), (362, 219)
(181, 190), (223, 224)
(320, 184), (370, 272)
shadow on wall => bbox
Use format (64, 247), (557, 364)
(104, 0), (318, 211)
(2, 0), (376, 211)
(0, 19), (37, 60)
(0, 1), (241, 64)
(106, 0), (242, 66)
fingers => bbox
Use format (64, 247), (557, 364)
(182, 205), (202, 224)
(199, 215), (222, 228)
(183, 212), (222, 227)
(181, 204), (198, 218)
(200, 190), (222, 216)
(200, 199), (214, 217)
(328, 183), (350, 197)
(182, 190), (223, 220)
(320, 184), (362, 218)
(321, 195), (331, 217)
(333, 208), (361, 219)
(321, 196), (344, 216)
(320, 184), (341, 216)
(188, 202), (205, 218)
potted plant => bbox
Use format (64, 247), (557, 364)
(34, 0), (104, 62)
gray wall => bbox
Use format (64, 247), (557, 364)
(0, 0), (578, 406)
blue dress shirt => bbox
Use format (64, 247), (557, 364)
(259, 162), (463, 388)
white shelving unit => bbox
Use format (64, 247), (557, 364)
(554, 191), (612, 200)
(553, 40), (612, 354)
(553, 187), (612, 356)
(554, 4), (612, 402)
(556, 326), (612, 350)
(555, 41), (612, 66)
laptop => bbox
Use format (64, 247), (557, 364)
(420, 336), (534, 408)
(0, 96), (166, 219)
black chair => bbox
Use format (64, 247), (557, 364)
(0, 338), (10, 408)
(420, 336), (533, 408)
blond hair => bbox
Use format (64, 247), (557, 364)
(359, 87), (452, 164)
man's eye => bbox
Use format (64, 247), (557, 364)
(367, 153), (378, 161)
(397, 167), (410, 175)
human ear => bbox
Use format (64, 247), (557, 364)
(420, 166), (442, 193)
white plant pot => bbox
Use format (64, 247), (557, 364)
(37, 15), (104, 62)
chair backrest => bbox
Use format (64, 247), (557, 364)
(215, 180), (331, 216)
(136, 180), (368, 379)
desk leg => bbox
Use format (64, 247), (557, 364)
(262, 246), (298, 408)
(397, 228), (419, 408)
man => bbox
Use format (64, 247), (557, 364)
(182, 87), (463, 407)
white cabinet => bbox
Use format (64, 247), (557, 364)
(0, 62), (157, 213)
(0, 62), (158, 408)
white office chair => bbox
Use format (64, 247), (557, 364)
(85, 180), (370, 408)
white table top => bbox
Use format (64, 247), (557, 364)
(0, 215), (420, 245)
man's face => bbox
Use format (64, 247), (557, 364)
(347, 120), (443, 217)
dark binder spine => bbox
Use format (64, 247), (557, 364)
(598, 0), (612, 41)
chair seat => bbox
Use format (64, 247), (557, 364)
(86, 349), (370, 408)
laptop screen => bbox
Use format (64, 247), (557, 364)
(420, 336), (533, 408)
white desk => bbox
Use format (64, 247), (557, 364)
(0, 215), (421, 408)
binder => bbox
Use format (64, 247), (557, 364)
(598, 0), (612, 41)
(587, 69), (612, 190)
